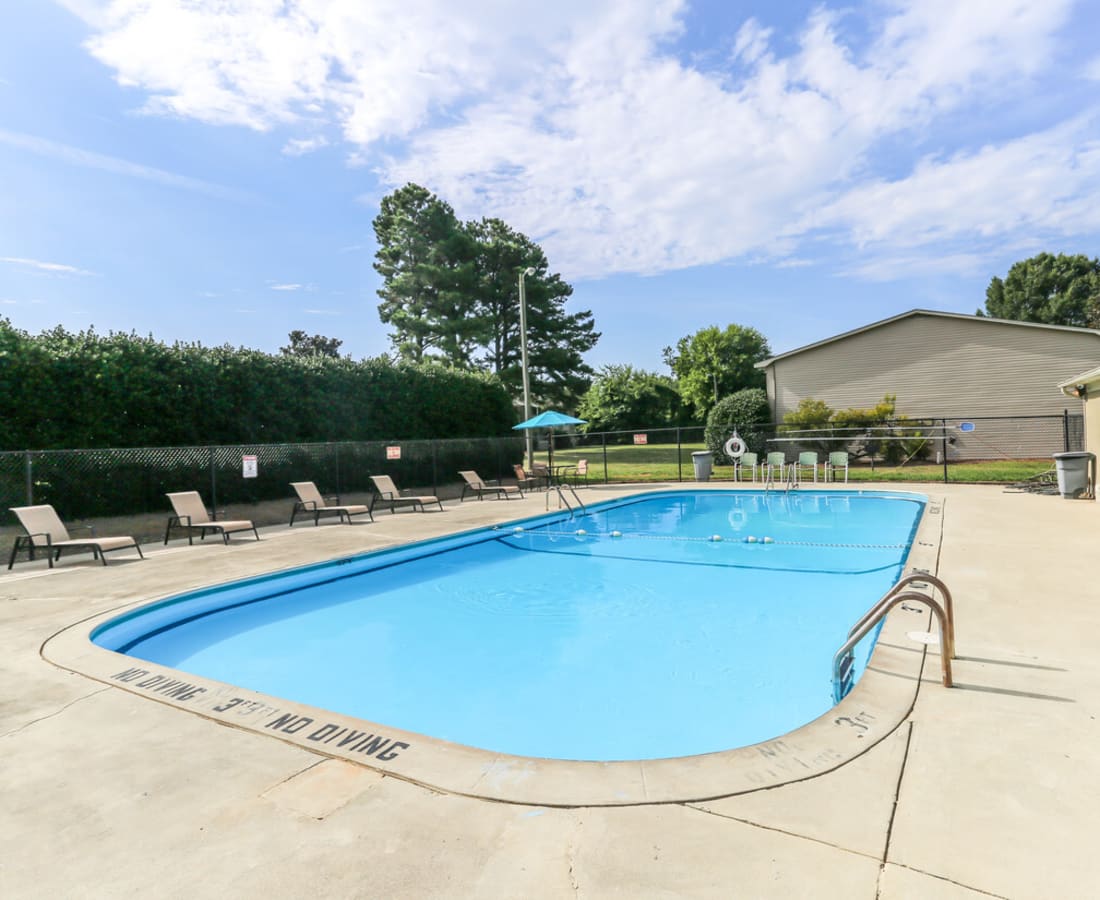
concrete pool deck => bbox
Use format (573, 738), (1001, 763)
(2, 483), (1098, 898)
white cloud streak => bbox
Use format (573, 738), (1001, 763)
(1, 256), (97, 276)
(65, 0), (1100, 280)
(0, 128), (254, 201)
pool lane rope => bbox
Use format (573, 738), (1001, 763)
(504, 529), (905, 550)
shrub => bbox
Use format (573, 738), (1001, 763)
(704, 388), (771, 463)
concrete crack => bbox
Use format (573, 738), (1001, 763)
(884, 862), (1011, 899)
(682, 802), (880, 863)
(0, 685), (111, 739)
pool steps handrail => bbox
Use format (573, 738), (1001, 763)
(549, 482), (586, 518)
(832, 573), (955, 703)
(849, 572), (955, 658)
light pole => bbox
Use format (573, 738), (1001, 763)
(518, 266), (536, 470)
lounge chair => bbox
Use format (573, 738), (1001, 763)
(512, 464), (547, 491)
(459, 470), (523, 501)
(369, 475), (444, 513)
(825, 451), (849, 483)
(8, 504), (144, 569)
(794, 451), (819, 483)
(289, 482), (373, 526)
(733, 451), (758, 482)
(164, 491), (259, 544)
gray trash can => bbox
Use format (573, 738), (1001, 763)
(692, 450), (713, 482)
(1052, 451), (1094, 498)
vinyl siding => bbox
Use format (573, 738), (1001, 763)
(764, 313), (1100, 460)
(768, 314), (1100, 419)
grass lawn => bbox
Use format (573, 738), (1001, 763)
(539, 443), (1055, 485)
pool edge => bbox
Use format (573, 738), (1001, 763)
(40, 485), (943, 807)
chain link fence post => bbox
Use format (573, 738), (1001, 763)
(209, 446), (218, 520)
(25, 450), (33, 505)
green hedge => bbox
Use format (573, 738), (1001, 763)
(0, 320), (516, 450)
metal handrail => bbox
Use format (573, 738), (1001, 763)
(833, 591), (953, 702)
(556, 482), (586, 516)
(848, 572), (955, 660)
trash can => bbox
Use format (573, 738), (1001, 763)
(692, 450), (713, 482)
(1052, 451), (1094, 498)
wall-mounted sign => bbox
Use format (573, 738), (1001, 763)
(242, 455), (258, 478)
(386, 446), (401, 460)
(958, 422), (976, 433)
(633, 434), (648, 445)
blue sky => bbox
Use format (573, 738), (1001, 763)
(2, 0), (1100, 373)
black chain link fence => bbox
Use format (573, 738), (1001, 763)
(0, 412), (1082, 554)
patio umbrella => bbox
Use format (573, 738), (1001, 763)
(512, 410), (587, 477)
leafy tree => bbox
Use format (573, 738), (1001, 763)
(280, 330), (343, 358)
(576, 365), (686, 432)
(373, 183), (479, 363)
(704, 388), (771, 462)
(979, 252), (1100, 327)
(372, 186), (600, 411)
(465, 218), (599, 410)
(663, 324), (770, 420)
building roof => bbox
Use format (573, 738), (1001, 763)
(756, 309), (1100, 369)
(1059, 365), (1100, 397)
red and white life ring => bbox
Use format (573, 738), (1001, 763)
(724, 434), (746, 458)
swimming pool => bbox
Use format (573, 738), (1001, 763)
(91, 489), (924, 762)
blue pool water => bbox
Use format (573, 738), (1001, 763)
(94, 490), (924, 761)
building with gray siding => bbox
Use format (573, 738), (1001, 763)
(756, 310), (1100, 460)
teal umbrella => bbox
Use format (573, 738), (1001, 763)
(513, 410), (587, 475)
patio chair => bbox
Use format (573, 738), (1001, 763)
(513, 464), (548, 491)
(733, 452), (759, 482)
(8, 505), (144, 569)
(569, 459), (589, 488)
(164, 491), (259, 545)
(764, 452), (789, 483)
(369, 475), (444, 513)
(794, 451), (819, 483)
(459, 470), (523, 501)
(825, 451), (849, 483)
(289, 482), (373, 526)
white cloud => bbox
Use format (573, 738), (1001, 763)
(270, 283), (303, 291)
(303, 308), (340, 315)
(1, 256), (97, 276)
(282, 136), (329, 156)
(69, 0), (1098, 280)
(805, 117), (1100, 250)
(0, 128), (253, 201)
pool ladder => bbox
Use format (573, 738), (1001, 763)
(832, 572), (955, 702)
(763, 463), (800, 493)
(547, 482), (586, 518)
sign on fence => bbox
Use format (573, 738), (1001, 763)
(633, 434), (648, 445)
(386, 446), (401, 460)
(242, 455), (258, 478)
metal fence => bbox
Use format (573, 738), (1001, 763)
(0, 411), (1082, 547)
(1, 436), (522, 530)
(554, 413), (1082, 480)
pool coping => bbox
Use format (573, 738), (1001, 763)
(40, 487), (944, 807)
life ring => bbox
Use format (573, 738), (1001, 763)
(724, 434), (746, 459)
